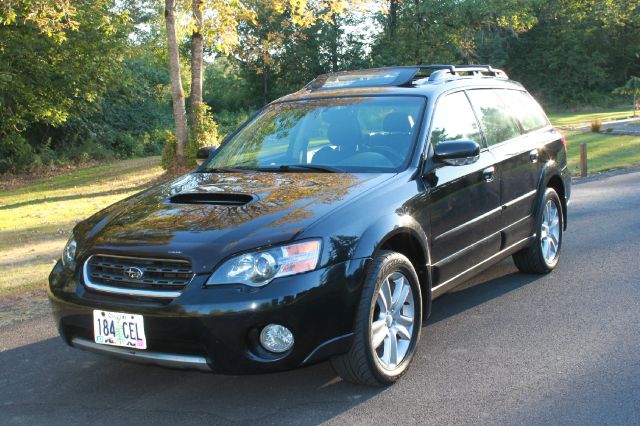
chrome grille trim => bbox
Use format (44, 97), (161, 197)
(83, 254), (193, 299)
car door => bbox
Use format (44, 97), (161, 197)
(422, 90), (502, 287)
(466, 89), (545, 246)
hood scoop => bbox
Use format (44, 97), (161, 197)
(169, 192), (254, 206)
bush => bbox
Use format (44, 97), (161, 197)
(160, 131), (178, 171)
(0, 134), (34, 174)
(108, 132), (144, 158)
(185, 102), (220, 167)
(142, 129), (168, 156)
(590, 119), (602, 132)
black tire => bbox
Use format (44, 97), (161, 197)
(331, 251), (422, 386)
(513, 188), (563, 274)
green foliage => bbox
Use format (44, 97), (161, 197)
(0, 134), (32, 174)
(613, 76), (640, 96)
(2, 0), (640, 175)
(160, 131), (178, 171)
(215, 109), (253, 140)
(0, 0), (173, 174)
(184, 102), (220, 167)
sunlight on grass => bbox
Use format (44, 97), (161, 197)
(549, 107), (635, 128)
(0, 157), (165, 296)
(565, 131), (640, 175)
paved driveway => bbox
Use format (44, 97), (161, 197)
(1, 171), (639, 425)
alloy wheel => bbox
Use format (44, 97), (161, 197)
(370, 271), (415, 370)
(540, 199), (561, 264)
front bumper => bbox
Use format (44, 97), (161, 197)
(48, 257), (369, 374)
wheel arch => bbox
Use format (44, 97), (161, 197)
(537, 163), (568, 230)
(353, 214), (433, 318)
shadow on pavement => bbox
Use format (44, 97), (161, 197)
(428, 259), (544, 325)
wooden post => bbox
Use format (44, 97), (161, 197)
(580, 143), (588, 177)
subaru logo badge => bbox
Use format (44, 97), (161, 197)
(124, 267), (144, 280)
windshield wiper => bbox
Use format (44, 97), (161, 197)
(198, 167), (252, 173)
(261, 164), (344, 173)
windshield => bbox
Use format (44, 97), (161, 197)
(203, 96), (425, 173)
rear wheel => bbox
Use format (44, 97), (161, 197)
(513, 188), (563, 274)
(331, 251), (422, 386)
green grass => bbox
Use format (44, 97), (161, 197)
(0, 157), (165, 297)
(565, 130), (640, 175)
(548, 107), (636, 128)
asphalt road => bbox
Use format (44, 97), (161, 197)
(2, 170), (640, 425)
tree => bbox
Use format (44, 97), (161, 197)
(163, 0), (365, 168)
(164, 0), (188, 164)
(613, 77), (640, 117)
(190, 0), (204, 134)
(1, 0), (78, 40)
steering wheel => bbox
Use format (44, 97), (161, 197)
(367, 146), (405, 165)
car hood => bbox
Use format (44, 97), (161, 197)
(78, 171), (391, 270)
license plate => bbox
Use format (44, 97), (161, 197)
(93, 310), (147, 350)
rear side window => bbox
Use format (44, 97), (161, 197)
(430, 91), (483, 147)
(466, 89), (520, 146)
(498, 90), (549, 133)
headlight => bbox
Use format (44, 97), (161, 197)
(206, 239), (321, 287)
(62, 237), (77, 270)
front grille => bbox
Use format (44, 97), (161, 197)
(84, 254), (193, 299)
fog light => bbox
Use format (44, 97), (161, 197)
(260, 324), (294, 353)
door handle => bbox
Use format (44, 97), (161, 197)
(529, 149), (539, 163)
(482, 166), (495, 182)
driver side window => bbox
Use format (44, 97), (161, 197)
(430, 92), (483, 148)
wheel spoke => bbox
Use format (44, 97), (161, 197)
(380, 279), (392, 311)
(546, 201), (552, 222)
(387, 330), (399, 366)
(377, 280), (391, 312)
(541, 238), (549, 258)
(396, 314), (413, 328)
(550, 207), (559, 227)
(391, 274), (404, 305)
(371, 320), (388, 349)
(392, 283), (411, 315)
(395, 324), (412, 340)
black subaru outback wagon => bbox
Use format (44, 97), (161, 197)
(49, 65), (570, 386)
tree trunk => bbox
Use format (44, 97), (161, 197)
(190, 0), (204, 134)
(262, 69), (269, 106)
(389, 0), (398, 38)
(165, 0), (188, 165)
(330, 13), (339, 72)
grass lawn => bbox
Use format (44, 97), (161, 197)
(0, 157), (165, 297)
(564, 130), (640, 175)
(548, 107), (636, 128)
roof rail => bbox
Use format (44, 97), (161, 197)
(303, 64), (508, 91)
(427, 65), (508, 82)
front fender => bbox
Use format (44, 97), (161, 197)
(352, 213), (433, 317)
(536, 160), (569, 230)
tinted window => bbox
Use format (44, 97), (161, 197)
(498, 90), (549, 132)
(204, 97), (424, 172)
(430, 91), (482, 147)
(467, 89), (520, 146)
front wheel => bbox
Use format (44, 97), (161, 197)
(513, 188), (563, 274)
(331, 251), (422, 386)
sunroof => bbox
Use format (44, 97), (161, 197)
(308, 67), (419, 90)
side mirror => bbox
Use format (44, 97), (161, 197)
(433, 140), (480, 166)
(196, 146), (217, 166)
